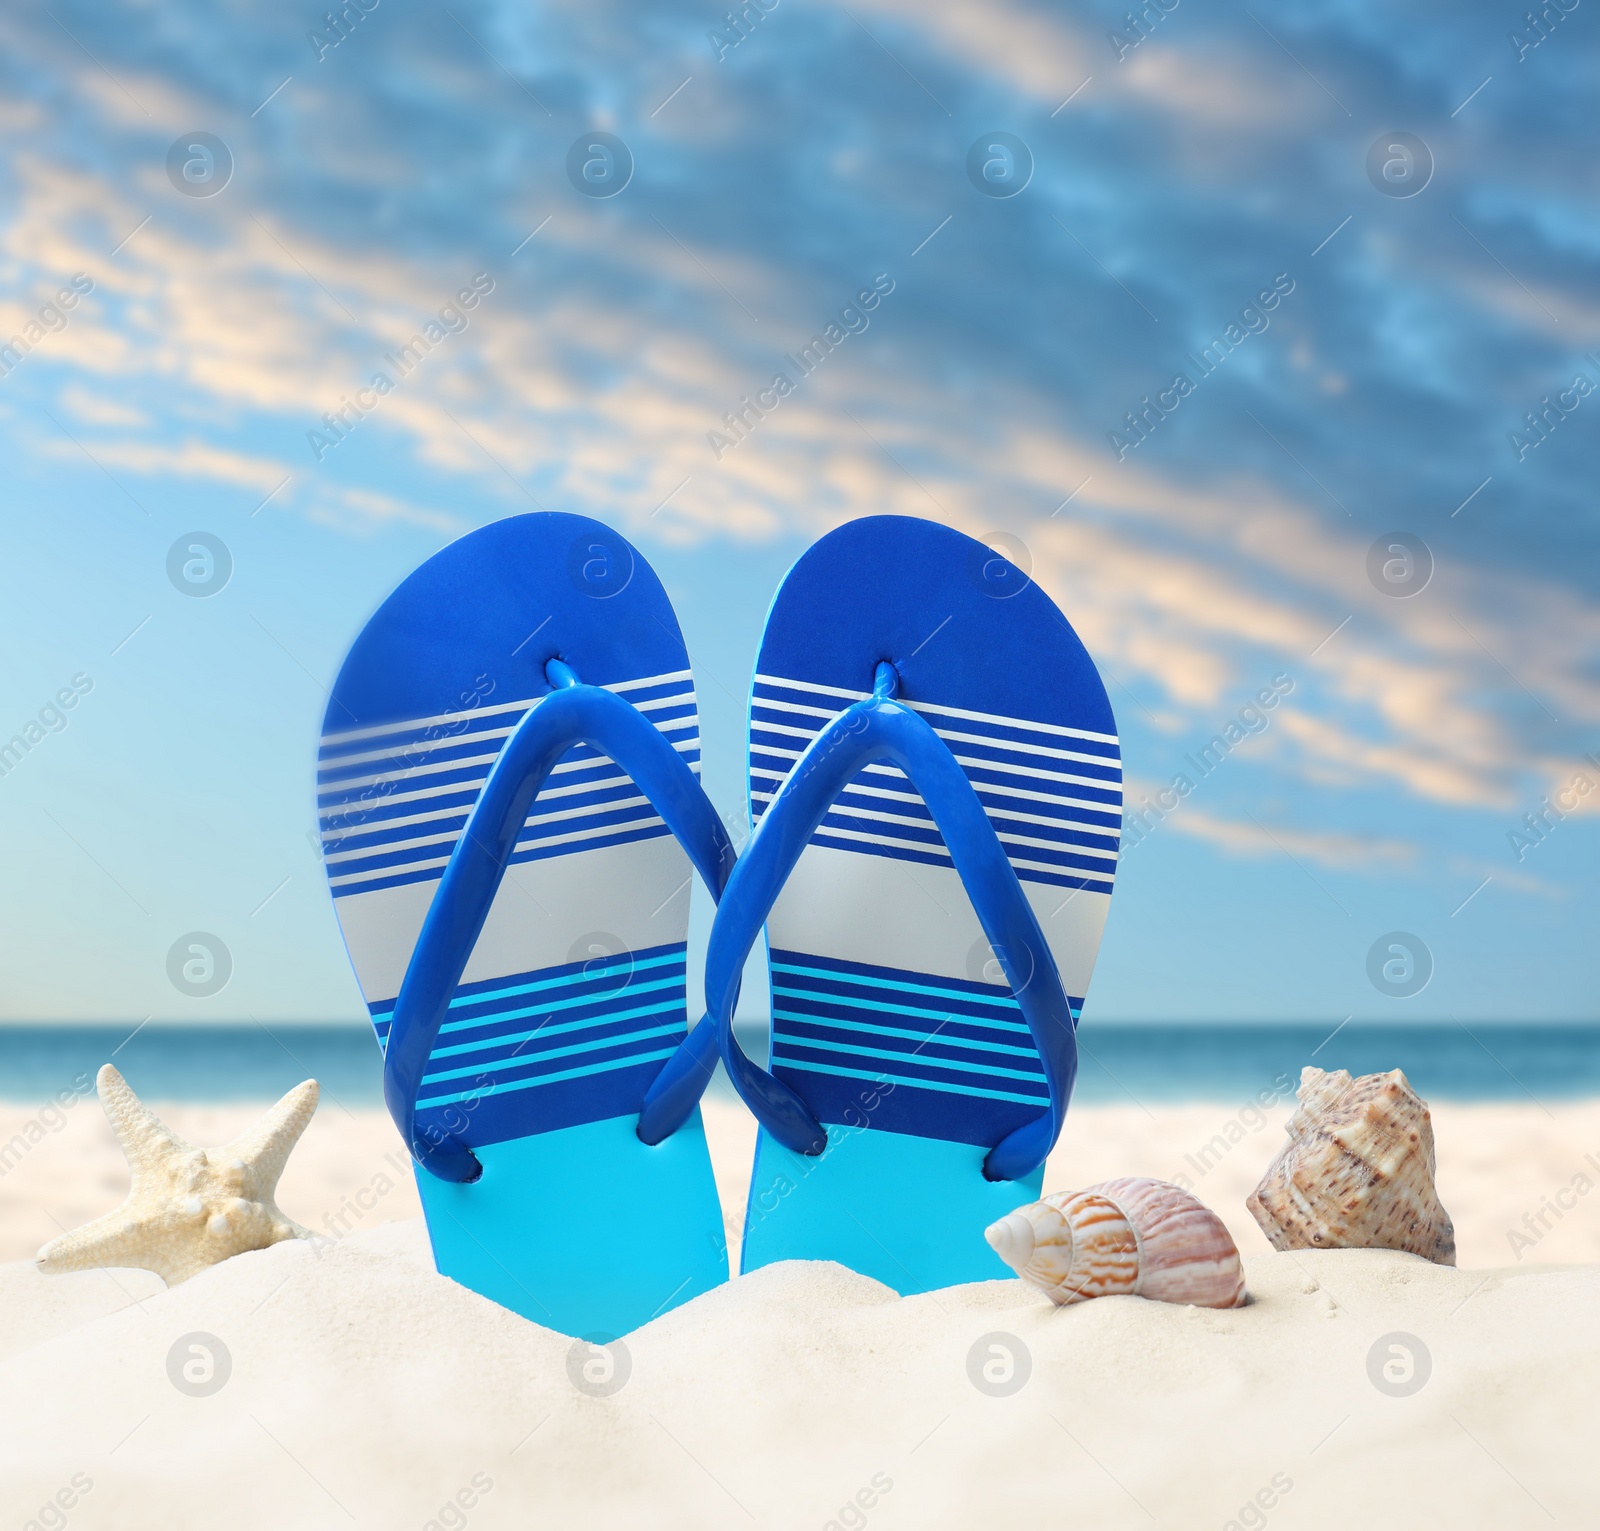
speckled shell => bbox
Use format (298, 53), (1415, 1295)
(1247, 1066), (1455, 1266)
(986, 1177), (1246, 1309)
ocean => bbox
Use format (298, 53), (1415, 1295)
(2, 1021), (1596, 1108)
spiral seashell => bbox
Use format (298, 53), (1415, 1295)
(1247, 1066), (1455, 1266)
(985, 1177), (1247, 1309)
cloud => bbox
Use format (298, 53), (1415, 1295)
(43, 436), (291, 494)
(308, 486), (467, 536)
(1120, 773), (1416, 873)
(0, 0), (1594, 858)
(1166, 805), (1418, 874)
(7, 135), (1591, 825)
(59, 383), (147, 427)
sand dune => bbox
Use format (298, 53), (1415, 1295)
(0, 1220), (1593, 1528)
(3, 1090), (1598, 1525)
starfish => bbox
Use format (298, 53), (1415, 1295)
(37, 1064), (319, 1286)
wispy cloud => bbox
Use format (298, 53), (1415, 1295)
(0, 0), (1595, 841)
(43, 436), (293, 493)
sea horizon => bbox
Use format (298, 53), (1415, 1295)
(5, 1020), (1596, 1106)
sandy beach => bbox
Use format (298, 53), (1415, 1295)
(1, 1089), (1598, 1526)
(4, 1092), (1599, 1271)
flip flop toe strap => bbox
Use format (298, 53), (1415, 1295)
(384, 662), (735, 1183)
(706, 663), (1078, 1183)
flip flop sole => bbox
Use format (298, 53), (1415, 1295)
(742, 516), (1120, 1290)
(320, 512), (726, 1334)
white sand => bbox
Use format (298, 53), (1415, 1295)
(1, 1093), (1597, 1525)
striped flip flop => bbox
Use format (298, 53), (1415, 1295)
(699, 515), (1121, 1292)
(317, 512), (733, 1337)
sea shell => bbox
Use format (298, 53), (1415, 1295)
(985, 1176), (1246, 1308)
(1246, 1065), (1455, 1266)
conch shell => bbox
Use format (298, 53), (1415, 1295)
(1247, 1066), (1455, 1266)
(985, 1177), (1246, 1308)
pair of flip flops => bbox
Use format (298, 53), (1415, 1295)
(318, 513), (1120, 1338)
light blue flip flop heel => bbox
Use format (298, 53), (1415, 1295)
(317, 512), (734, 1337)
(692, 514), (1121, 1293)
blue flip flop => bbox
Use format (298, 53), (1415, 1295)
(690, 515), (1121, 1292)
(317, 512), (734, 1337)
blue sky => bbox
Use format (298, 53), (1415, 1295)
(0, 0), (1595, 1025)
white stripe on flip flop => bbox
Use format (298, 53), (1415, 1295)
(753, 673), (1119, 747)
(777, 801), (1120, 863)
(321, 796), (666, 866)
(319, 686), (695, 774)
(318, 754), (702, 821)
(320, 769), (664, 841)
(319, 730), (699, 797)
(749, 780), (1119, 839)
(320, 668), (693, 749)
(750, 772), (1118, 820)
(326, 813), (671, 889)
(323, 793), (669, 864)
(798, 822), (1116, 884)
(750, 739), (1116, 795)
(751, 710), (1117, 771)
(320, 688), (695, 773)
